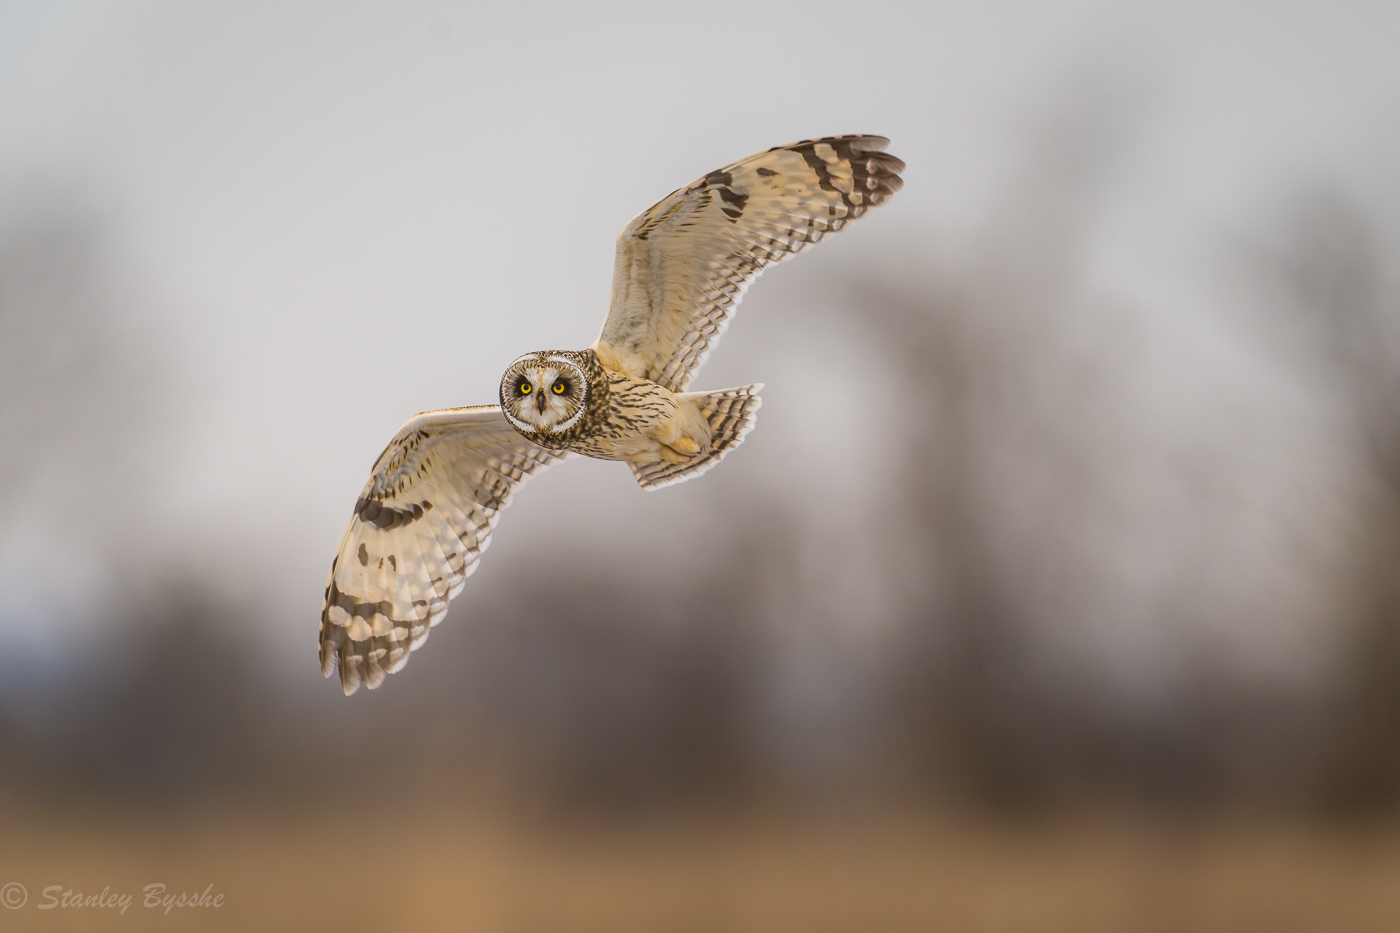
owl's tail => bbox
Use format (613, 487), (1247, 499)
(629, 384), (763, 490)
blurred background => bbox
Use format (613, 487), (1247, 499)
(3, 1), (1400, 930)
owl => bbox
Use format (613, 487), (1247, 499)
(321, 135), (904, 694)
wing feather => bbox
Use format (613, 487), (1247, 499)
(319, 405), (567, 694)
(595, 135), (904, 391)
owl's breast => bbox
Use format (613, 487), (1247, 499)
(556, 371), (679, 461)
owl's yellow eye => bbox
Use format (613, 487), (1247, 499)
(552, 381), (566, 395)
(518, 381), (531, 394)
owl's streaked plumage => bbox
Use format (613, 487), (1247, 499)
(322, 135), (904, 694)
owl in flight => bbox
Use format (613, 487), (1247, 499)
(320, 135), (904, 694)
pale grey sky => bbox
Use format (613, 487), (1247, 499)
(1, 0), (1397, 694)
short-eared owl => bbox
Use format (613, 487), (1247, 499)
(321, 135), (904, 694)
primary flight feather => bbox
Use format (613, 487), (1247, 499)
(321, 135), (904, 694)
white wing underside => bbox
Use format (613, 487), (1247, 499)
(319, 406), (565, 695)
(595, 135), (905, 392)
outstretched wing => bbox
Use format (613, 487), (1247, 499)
(595, 135), (904, 392)
(320, 406), (566, 695)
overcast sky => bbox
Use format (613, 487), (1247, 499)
(2, 0), (1398, 690)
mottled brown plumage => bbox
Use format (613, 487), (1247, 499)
(321, 136), (903, 694)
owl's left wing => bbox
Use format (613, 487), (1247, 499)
(320, 405), (566, 695)
(595, 135), (904, 392)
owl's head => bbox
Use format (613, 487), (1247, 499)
(499, 351), (590, 437)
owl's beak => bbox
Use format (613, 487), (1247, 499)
(535, 394), (548, 414)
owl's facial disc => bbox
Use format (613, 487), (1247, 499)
(500, 354), (587, 435)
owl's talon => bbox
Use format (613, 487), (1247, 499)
(667, 436), (703, 457)
(658, 445), (692, 464)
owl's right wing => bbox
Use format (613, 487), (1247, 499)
(594, 135), (904, 392)
(320, 405), (566, 695)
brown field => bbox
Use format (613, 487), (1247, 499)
(4, 802), (1400, 933)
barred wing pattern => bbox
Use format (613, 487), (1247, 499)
(596, 135), (904, 392)
(320, 406), (564, 695)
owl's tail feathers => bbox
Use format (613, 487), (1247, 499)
(629, 384), (763, 491)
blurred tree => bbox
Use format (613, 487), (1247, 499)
(454, 544), (776, 813)
(60, 578), (266, 800)
(1263, 191), (1400, 812)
